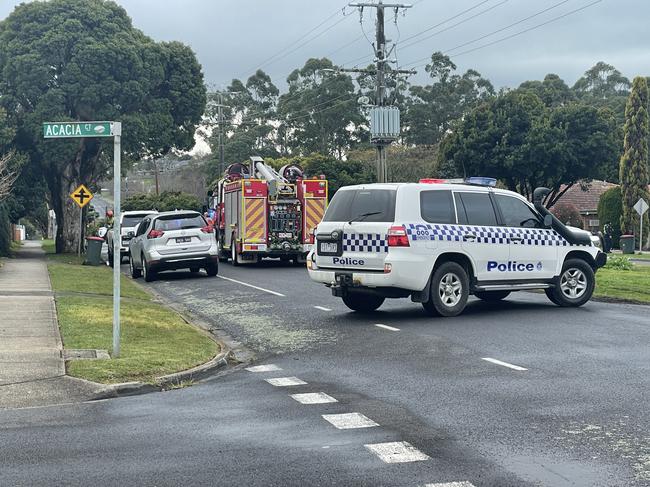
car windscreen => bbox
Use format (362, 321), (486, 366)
(322, 189), (396, 222)
(122, 215), (149, 227)
(154, 214), (206, 231)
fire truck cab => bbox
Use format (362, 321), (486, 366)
(208, 156), (328, 265)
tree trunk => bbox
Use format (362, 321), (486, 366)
(54, 177), (83, 254)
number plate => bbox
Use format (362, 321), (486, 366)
(319, 242), (338, 254)
(176, 237), (191, 243)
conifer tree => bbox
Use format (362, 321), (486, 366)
(619, 76), (649, 246)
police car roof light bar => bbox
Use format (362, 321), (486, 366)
(465, 177), (497, 187)
(419, 178), (447, 184)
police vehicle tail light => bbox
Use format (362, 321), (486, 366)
(147, 229), (165, 239)
(387, 225), (410, 247)
(200, 225), (214, 234)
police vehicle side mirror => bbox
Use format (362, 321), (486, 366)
(543, 214), (553, 228)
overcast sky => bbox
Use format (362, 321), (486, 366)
(1, 0), (647, 91)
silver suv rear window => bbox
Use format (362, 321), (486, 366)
(154, 214), (206, 231)
(322, 189), (396, 223)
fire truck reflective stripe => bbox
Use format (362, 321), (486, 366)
(304, 199), (326, 241)
(245, 199), (266, 241)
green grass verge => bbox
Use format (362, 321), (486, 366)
(46, 244), (219, 384)
(595, 266), (650, 303)
(58, 295), (218, 384)
(48, 260), (150, 300)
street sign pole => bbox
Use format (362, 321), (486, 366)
(44, 121), (122, 358)
(633, 198), (649, 254)
(112, 123), (122, 358)
(78, 207), (83, 257)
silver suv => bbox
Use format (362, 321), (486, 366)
(129, 210), (219, 282)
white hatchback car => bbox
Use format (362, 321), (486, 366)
(129, 210), (219, 282)
(307, 179), (606, 316)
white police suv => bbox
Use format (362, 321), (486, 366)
(307, 178), (607, 316)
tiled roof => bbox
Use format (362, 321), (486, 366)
(556, 180), (618, 213)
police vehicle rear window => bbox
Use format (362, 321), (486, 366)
(420, 190), (455, 224)
(323, 189), (396, 222)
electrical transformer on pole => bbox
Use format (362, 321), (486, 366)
(347, 1), (415, 183)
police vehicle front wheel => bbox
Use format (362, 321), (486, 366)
(474, 290), (510, 301)
(548, 258), (595, 307)
(423, 262), (469, 317)
(342, 292), (384, 313)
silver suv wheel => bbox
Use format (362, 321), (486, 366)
(438, 272), (462, 307)
(560, 268), (587, 299)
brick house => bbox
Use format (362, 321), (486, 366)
(554, 180), (618, 233)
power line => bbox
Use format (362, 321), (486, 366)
(235, 4), (348, 79)
(398, 0), (508, 53)
(411, 0), (602, 69)
(324, 34), (365, 58)
(399, 0), (492, 45)
(447, 0), (602, 59)
(340, 0), (502, 68)
(401, 0), (571, 68)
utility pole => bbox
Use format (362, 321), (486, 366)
(217, 92), (226, 176)
(348, 1), (415, 183)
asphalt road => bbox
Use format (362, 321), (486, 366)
(1, 259), (649, 486)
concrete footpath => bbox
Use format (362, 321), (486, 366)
(0, 242), (100, 409)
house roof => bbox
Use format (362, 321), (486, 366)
(556, 180), (618, 213)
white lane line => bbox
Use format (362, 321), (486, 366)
(216, 275), (285, 297)
(375, 324), (400, 331)
(313, 306), (332, 311)
(481, 357), (528, 371)
(245, 364), (282, 373)
(364, 441), (430, 463)
(291, 392), (338, 404)
(265, 377), (307, 387)
(322, 412), (379, 429)
(424, 483), (476, 487)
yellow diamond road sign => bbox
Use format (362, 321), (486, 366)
(70, 184), (94, 208)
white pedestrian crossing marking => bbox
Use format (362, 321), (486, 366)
(375, 324), (400, 331)
(481, 357), (528, 371)
(424, 482), (476, 487)
(322, 412), (379, 429)
(246, 364), (282, 372)
(265, 377), (307, 387)
(290, 392), (338, 404)
(364, 441), (430, 463)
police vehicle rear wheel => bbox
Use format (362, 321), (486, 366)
(423, 262), (469, 317)
(205, 263), (218, 277)
(342, 292), (384, 313)
(474, 290), (510, 301)
(549, 258), (594, 307)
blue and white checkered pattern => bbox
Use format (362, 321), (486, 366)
(405, 223), (581, 247)
(343, 232), (388, 253)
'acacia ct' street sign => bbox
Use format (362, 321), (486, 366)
(43, 121), (115, 138)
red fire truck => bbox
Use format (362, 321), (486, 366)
(208, 156), (328, 265)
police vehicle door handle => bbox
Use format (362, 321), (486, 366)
(463, 233), (476, 242)
(510, 235), (523, 242)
